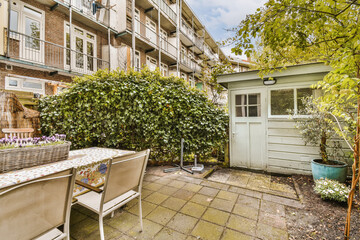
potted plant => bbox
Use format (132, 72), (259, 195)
(293, 97), (348, 182)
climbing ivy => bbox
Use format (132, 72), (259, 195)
(39, 68), (228, 161)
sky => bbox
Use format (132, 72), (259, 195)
(186, 0), (267, 60)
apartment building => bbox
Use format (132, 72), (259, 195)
(0, 0), (226, 104)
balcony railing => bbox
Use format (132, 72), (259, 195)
(151, 0), (177, 23)
(62, 0), (110, 27)
(195, 62), (202, 73)
(194, 34), (204, 52)
(160, 38), (177, 59)
(180, 52), (196, 70)
(180, 19), (195, 43)
(6, 30), (109, 75)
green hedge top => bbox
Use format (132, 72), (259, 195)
(39, 69), (228, 160)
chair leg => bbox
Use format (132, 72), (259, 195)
(111, 211), (114, 218)
(99, 215), (105, 240)
(139, 196), (143, 232)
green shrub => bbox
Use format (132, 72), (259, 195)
(39, 69), (228, 161)
(314, 179), (350, 203)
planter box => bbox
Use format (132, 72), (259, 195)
(0, 142), (71, 173)
(311, 159), (348, 183)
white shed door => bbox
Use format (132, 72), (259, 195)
(231, 89), (267, 170)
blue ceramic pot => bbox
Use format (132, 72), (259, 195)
(311, 159), (348, 183)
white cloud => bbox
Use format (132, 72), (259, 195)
(186, 0), (266, 58)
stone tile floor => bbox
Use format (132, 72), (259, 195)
(70, 167), (302, 240)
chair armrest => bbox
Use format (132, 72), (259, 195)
(72, 198), (78, 204)
(75, 180), (103, 194)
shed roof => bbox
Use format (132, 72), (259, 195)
(218, 62), (331, 88)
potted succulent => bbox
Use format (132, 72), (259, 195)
(293, 97), (348, 182)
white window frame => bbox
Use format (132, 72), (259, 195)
(145, 17), (157, 45)
(5, 76), (45, 95)
(135, 50), (141, 71)
(134, 8), (140, 35)
(188, 75), (195, 87)
(64, 22), (97, 74)
(160, 28), (168, 51)
(146, 55), (157, 71)
(268, 84), (317, 118)
(160, 62), (168, 76)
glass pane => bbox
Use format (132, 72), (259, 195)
(23, 6), (42, 18)
(9, 79), (18, 87)
(235, 94), (247, 105)
(249, 106), (260, 117)
(248, 93), (260, 105)
(236, 106), (247, 117)
(297, 88), (314, 112)
(75, 28), (83, 35)
(23, 81), (42, 89)
(86, 33), (94, 40)
(87, 42), (94, 71)
(66, 33), (70, 65)
(271, 89), (294, 115)
(25, 17), (40, 50)
(76, 37), (84, 68)
(10, 10), (18, 31)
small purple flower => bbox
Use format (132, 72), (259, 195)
(99, 163), (107, 174)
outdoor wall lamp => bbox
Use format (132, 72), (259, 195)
(263, 78), (277, 85)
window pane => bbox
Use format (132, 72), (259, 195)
(248, 93), (260, 105)
(249, 106), (260, 117)
(297, 88), (313, 112)
(23, 81), (42, 89)
(236, 106), (247, 117)
(235, 94), (246, 105)
(76, 37), (84, 68)
(271, 89), (294, 115)
(23, 6), (42, 18)
(25, 17), (40, 50)
(9, 79), (18, 87)
(87, 42), (94, 71)
(10, 10), (18, 31)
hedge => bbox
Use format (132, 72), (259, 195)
(39, 69), (228, 161)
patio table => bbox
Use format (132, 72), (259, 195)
(0, 147), (135, 196)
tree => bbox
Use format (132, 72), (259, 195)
(201, 60), (234, 105)
(227, 1), (360, 238)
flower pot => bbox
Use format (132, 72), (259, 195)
(311, 159), (348, 183)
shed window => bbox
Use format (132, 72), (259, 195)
(235, 93), (261, 117)
(270, 87), (315, 116)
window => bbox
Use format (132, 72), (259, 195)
(65, 23), (96, 73)
(5, 76), (45, 95)
(135, 51), (141, 71)
(146, 56), (157, 71)
(189, 75), (195, 87)
(10, 10), (18, 31)
(160, 28), (168, 51)
(160, 63), (168, 76)
(270, 87), (316, 116)
(235, 93), (261, 117)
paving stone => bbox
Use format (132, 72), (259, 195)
(262, 193), (303, 208)
(190, 193), (214, 206)
(70, 217), (99, 239)
(143, 182), (163, 191)
(226, 175), (250, 187)
(74, 205), (98, 219)
(256, 223), (288, 240)
(247, 178), (271, 191)
(260, 200), (286, 217)
(86, 225), (122, 240)
(227, 214), (257, 236)
(124, 198), (139, 210)
(106, 212), (140, 233)
(141, 189), (153, 199)
(127, 200), (157, 217)
(168, 180), (187, 188)
(127, 219), (163, 239)
(155, 177), (173, 185)
(221, 229), (254, 240)
(144, 192), (169, 205)
(202, 208), (230, 225)
(70, 209), (88, 226)
(162, 197), (187, 211)
(154, 227), (187, 240)
(146, 206), (177, 225)
(270, 182), (296, 194)
(182, 182), (203, 192)
(237, 195), (260, 209)
(143, 174), (161, 182)
(232, 204), (258, 220)
(157, 186), (179, 196)
(114, 235), (135, 240)
(201, 181), (230, 191)
(166, 213), (199, 234)
(198, 186), (220, 197)
(191, 220), (224, 240)
(172, 189), (196, 201)
(180, 201), (207, 218)
(258, 211), (287, 230)
(177, 176), (203, 184)
(210, 198), (235, 212)
(217, 190), (239, 202)
(207, 171), (230, 183)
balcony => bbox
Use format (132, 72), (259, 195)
(6, 30), (109, 75)
(180, 52), (196, 72)
(160, 38), (177, 60)
(180, 19), (195, 46)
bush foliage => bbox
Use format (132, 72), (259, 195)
(39, 69), (228, 161)
(314, 179), (350, 203)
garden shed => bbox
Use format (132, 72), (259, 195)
(218, 63), (332, 175)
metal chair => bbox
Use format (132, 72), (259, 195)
(0, 168), (76, 240)
(75, 149), (150, 240)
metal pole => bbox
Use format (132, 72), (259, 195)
(176, 0), (181, 77)
(131, 0), (135, 68)
(108, 0), (111, 70)
(6, 0), (11, 57)
(180, 138), (184, 168)
(158, 5), (161, 73)
(69, 0), (72, 72)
